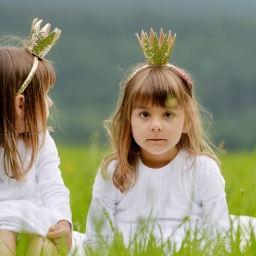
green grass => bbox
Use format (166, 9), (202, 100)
(14, 145), (256, 255)
(219, 150), (256, 217)
(60, 145), (256, 255)
(58, 142), (107, 233)
(58, 145), (256, 230)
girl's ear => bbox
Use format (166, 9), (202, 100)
(14, 95), (25, 117)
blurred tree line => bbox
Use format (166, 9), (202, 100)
(1, 0), (256, 150)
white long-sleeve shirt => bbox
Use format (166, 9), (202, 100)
(0, 131), (72, 235)
(85, 150), (230, 248)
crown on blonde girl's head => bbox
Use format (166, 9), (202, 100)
(135, 28), (193, 89)
(135, 28), (176, 65)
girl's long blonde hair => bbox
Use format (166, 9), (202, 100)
(102, 64), (219, 192)
(0, 47), (56, 181)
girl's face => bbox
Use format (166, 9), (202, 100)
(131, 101), (186, 168)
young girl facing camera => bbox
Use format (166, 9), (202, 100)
(84, 29), (230, 251)
(0, 19), (72, 255)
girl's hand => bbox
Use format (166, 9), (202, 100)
(46, 220), (72, 253)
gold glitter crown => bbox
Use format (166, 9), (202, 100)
(27, 18), (61, 59)
(135, 28), (176, 65)
(16, 18), (61, 95)
(135, 28), (193, 89)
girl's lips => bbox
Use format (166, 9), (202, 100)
(147, 138), (165, 141)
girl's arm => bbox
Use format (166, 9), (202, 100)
(85, 164), (117, 249)
(201, 198), (230, 235)
(197, 157), (230, 235)
(36, 132), (72, 225)
(36, 132), (72, 250)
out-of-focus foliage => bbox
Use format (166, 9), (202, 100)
(1, 0), (256, 150)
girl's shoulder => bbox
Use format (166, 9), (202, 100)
(178, 150), (222, 183)
(36, 131), (58, 162)
(98, 159), (117, 180)
(38, 131), (57, 151)
(42, 130), (55, 145)
(195, 154), (219, 169)
(180, 150), (219, 169)
(93, 160), (119, 199)
(106, 159), (118, 175)
(184, 151), (224, 184)
(189, 154), (226, 202)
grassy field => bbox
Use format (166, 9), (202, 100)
(54, 144), (256, 255)
(17, 145), (256, 255)
(58, 142), (107, 233)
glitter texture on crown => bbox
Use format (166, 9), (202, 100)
(135, 28), (193, 89)
(135, 28), (176, 65)
(16, 18), (61, 95)
(27, 18), (61, 59)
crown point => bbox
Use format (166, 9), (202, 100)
(34, 19), (43, 32)
(141, 31), (145, 46)
(149, 29), (155, 46)
(41, 23), (51, 36)
(135, 32), (143, 48)
(31, 18), (38, 27)
(159, 28), (165, 47)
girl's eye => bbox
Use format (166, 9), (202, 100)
(164, 112), (173, 118)
(140, 112), (150, 118)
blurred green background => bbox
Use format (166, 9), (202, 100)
(1, 0), (256, 151)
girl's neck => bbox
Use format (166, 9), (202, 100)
(140, 147), (179, 169)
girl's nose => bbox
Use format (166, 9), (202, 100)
(150, 118), (163, 132)
(47, 97), (53, 108)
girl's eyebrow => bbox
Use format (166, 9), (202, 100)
(133, 104), (181, 110)
(133, 103), (159, 110)
(133, 105), (148, 109)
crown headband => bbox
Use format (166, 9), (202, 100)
(135, 28), (192, 89)
(16, 18), (61, 95)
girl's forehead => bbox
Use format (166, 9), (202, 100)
(133, 98), (180, 110)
